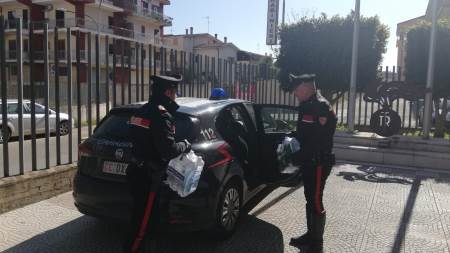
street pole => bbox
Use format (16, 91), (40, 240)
(282, 0), (286, 26)
(348, 0), (360, 132)
(423, 0), (439, 139)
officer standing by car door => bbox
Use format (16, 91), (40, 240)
(288, 74), (337, 253)
(124, 74), (191, 253)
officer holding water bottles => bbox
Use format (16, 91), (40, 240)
(124, 74), (191, 253)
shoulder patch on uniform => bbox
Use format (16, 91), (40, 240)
(158, 105), (167, 112)
(319, 117), (327, 126)
(130, 116), (151, 129)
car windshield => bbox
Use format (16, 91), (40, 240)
(93, 111), (198, 142)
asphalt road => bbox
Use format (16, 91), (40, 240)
(0, 127), (91, 178)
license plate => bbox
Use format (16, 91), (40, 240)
(102, 161), (128, 176)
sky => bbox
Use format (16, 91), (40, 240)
(165, 0), (429, 66)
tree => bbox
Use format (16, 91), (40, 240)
(276, 13), (389, 103)
(404, 19), (450, 137)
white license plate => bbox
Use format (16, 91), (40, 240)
(102, 161), (128, 176)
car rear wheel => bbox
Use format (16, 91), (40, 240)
(59, 121), (69, 136)
(214, 180), (242, 239)
(0, 127), (10, 144)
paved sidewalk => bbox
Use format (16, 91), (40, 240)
(1, 163), (450, 253)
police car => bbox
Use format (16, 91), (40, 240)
(73, 89), (301, 237)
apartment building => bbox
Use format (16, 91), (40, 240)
(165, 28), (240, 63)
(0, 0), (174, 102)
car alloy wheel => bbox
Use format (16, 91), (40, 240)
(59, 121), (69, 136)
(221, 187), (240, 231)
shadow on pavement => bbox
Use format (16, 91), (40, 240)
(336, 165), (415, 185)
(2, 214), (284, 253)
(391, 177), (421, 253)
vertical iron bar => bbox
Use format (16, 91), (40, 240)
(44, 23), (50, 169)
(0, 16), (9, 176)
(160, 47), (163, 75)
(140, 43), (144, 101)
(16, 18), (24, 173)
(87, 32), (92, 137)
(67, 27), (73, 163)
(54, 25), (61, 165)
(95, 33), (100, 126)
(121, 40), (125, 105)
(135, 42), (139, 102)
(127, 43), (131, 104)
(30, 20), (36, 170)
(76, 30), (82, 145)
(164, 47), (167, 74)
(105, 36), (110, 113)
(112, 39), (117, 107)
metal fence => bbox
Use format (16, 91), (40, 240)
(0, 17), (426, 178)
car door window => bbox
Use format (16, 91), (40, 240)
(23, 103), (31, 114)
(260, 107), (297, 133)
(7, 103), (19, 114)
(34, 104), (46, 114)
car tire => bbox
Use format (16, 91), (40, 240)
(59, 121), (70, 136)
(214, 180), (242, 239)
(0, 127), (10, 144)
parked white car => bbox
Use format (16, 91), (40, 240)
(0, 100), (71, 143)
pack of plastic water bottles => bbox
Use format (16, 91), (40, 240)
(277, 136), (301, 172)
(165, 151), (205, 197)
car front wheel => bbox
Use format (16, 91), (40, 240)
(0, 127), (10, 143)
(214, 180), (242, 239)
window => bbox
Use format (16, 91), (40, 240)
(7, 103), (19, 114)
(34, 104), (46, 114)
(10, 65), (18, 76)
(22, 9), (28, 28)
(141, 25), (145, 34)
(143, 1), (149, 9)
(23, 103), (31, 114)
(260, 107), (297, 133)
(108, 16), (114, 28)
(23, 39), (29, 52)
(55, 10), (65, 28)
(109, 44), (114, 55)
(93, 112), (198, 142)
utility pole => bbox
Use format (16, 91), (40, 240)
(347, 0), (361, 132)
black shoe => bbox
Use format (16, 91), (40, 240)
(289, 233), (311, 247)
(306, 242), (323, 253)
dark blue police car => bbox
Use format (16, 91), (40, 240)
(73, 96), (300, 237)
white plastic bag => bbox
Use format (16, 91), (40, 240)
(165, 151), (205, 197)
(277, 136), (301, 172)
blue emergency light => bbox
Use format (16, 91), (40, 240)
(210, 88), (227, 100)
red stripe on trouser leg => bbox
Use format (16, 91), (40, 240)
(131, 192), (156, 253)
(315, 166), (324, 215)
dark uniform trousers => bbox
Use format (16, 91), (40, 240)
(124, 97), (189, 253)
(295, 93), (337, 247)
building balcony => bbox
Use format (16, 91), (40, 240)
(87, 0), (124, 12)
(133, 8), (173, 26)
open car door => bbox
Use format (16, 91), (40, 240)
(254, 104), (302, 186)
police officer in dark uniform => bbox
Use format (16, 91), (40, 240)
(124, 74), (191, 253)
(289, 74), (337, 253)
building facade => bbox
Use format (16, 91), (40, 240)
(0, 0), (174, 102)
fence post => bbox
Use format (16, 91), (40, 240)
(44, 23), (50, 169)
(67, 27), (73, 164)
(16, 18), (25, 174)
(54, 25), (61, 166)
(0, 16), (9, 176)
